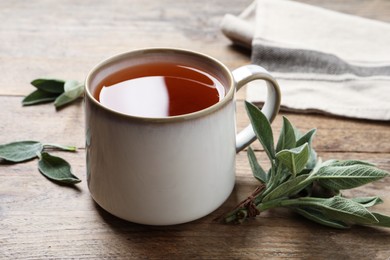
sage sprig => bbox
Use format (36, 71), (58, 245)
(0, 141), (80, 185)
(222, 102), (390, 229)
(22, 78), (84, 108)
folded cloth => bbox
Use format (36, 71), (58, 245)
(221, 0), (390, 121)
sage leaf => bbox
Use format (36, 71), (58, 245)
(312, 163), (388, 190)
(38, 152), (81, 184)
(276, 143), (310, 177)
(351, 197), (383, 208)
(271, 162), (291, 187)
(63, 80), (80, 92)
(283, 196), (379, 225)
(276, 116), (296, 152)
(43, 143), (77, 152)
(247, 146), (267, 183)
(22, 89), (59, 106)
(54, 80), (84, 108)
(326, 160), (375, 167)
(0, 141), (43, 162)
(296, 129), (317, 169)
(262, 174), (310, 202)
(293, 207), (350, 229)
(245, 101), (275, 161)
(296, 129), (316, 147)
(371, 212), (390, 228)
(31, 79), (65, 94)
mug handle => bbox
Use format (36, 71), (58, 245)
(233, 65), (282, 153)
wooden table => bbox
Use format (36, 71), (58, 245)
(1, 0), (389, 258)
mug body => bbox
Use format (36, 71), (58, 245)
(85, 48), (237, 225)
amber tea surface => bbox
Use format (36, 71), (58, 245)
(95, 62), (225, 117)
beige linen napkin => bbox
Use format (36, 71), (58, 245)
(221, 0), (390, 121)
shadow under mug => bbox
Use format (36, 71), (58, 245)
(85, 48), (281, 225)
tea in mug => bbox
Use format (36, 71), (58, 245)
(95, 62), (225, 117)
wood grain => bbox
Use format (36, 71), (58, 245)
(1, 150), (389, 259)
(1, 0), (390, 259)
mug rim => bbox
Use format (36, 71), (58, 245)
(85, 47), (235, 122)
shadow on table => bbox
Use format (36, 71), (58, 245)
(92, 188), (390, 259)
(92, 185), (265, 258)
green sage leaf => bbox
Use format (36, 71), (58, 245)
(63, 80), (80, 92)
(43, 143), (77, 152)
(370, 212), (390, 228)
(22, 89), (59, 106)
(31, 79), (65, 94)
(284, 196), (379, 225)
(38, 152), (81, 184)
(296, 129), (316, 147)
(276, 116), (296, 152)
(247, 146), (267, 183)
(293, 207), (350, 229)
(245, 101), (275, 161)
(326, 160), (375, 167)
(262, 174), (310, 202)
(312, 163), (388, 190)
(296, 129), (317, 169)
(351, 197), (383, 208)
(276, 143), (310, 177)
(54, 80), (84, 108)
(271, 162), (291, 187)
(0, 141), (43, 162)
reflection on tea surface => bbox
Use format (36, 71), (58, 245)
(96, 63), (225, 117)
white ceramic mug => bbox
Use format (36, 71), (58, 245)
(85, 48), (281, 225)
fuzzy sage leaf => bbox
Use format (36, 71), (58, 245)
(0, 141), (43, 162)
(282, 196), (379, 225)
(296, 129), (317, 169)
(293, 207), (350, 229)
(23, 78), (84, 108)
(312, 163), (389, 190)
(276, 143), (310, 177)
(54, 80), (84, 108)
(370, 212), (390, 227)
(247, 146), (267, 183)
(31, 79), (65, 94)
(43, 143), (77, 152)
(351, 197), (383, 208)
(276, 116), (296, 152)
(245, 101), (275, 161)
(38, 152), (81, 184)
(325, 160), (375, 167)
(262, 174), (310, 202)
(22, 89), (59, 106)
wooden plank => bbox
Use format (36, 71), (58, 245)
(0, 96), (85, 148)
